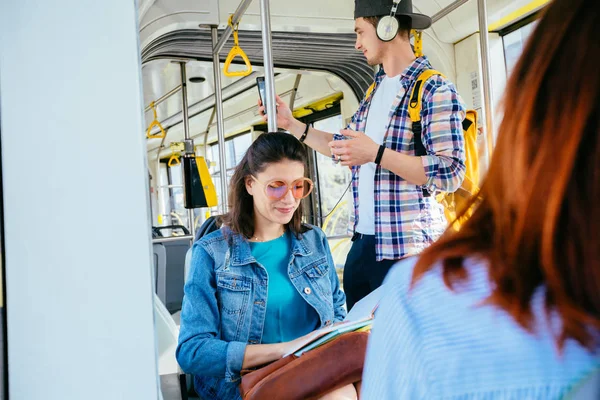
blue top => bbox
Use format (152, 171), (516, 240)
(176, 225), (346, 400)
(362, 257), (600, 399)
(250, 231), (320, 344)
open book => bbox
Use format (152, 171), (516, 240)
(282, 286), (384, 358)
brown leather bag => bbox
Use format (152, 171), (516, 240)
(239, 331), (369, 400)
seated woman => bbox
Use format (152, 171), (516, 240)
(176, 132), (357, 400)
(361, 0), (600, 398)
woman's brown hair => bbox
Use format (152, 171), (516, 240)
(412, 0), (600, 350)
(220, 131), (310, 239)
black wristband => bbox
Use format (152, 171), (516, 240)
(299, 123), (310, 143)
(374, 144), (386, 165)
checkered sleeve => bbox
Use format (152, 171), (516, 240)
(420, 82), (466, 193)
(333, 108), (361, 142)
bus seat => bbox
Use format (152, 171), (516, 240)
(153, 238), (191, 314)
(170, 248), (193, 327)
(154, 292), (180, 375)
(153, 244), (168, 307)
(154, 292), (192, 400)
(183, 216), (222, 285)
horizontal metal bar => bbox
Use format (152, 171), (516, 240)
(152, 235), (193, 244)
(325, 234), (352, 240)
(432, 0), (470, 23)
(213, 0), (254, 55)
(146, 72), (258, 139)
(145, 84), (182, 112)
(157, 184), (184, 189)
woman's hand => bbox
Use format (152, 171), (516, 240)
(242, 330), (319, 370)
(258, 95), (296, 131)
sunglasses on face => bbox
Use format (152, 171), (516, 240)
(251, 176), (314, 201)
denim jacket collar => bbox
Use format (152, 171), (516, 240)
(227, 226), (312, 267)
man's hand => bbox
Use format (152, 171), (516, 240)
(328, 129), (379, 167)
(258, 94), (295, 131)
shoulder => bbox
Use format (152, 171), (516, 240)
(379, 256), (493, 332)
(296, 223), (321, 239)
(195, 227), (231, 256)
(420, 73), (465, 109)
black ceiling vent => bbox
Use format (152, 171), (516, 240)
(141, 29), (375, 100)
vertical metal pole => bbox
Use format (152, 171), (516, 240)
(179, 62), (196, 238)
(260, 0), (277, 132)
(477, 0), (496, 162)
(211, 27), (229, 214)
(180, 62), (191, 141)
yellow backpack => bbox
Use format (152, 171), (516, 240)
(407, 69), (480, 231)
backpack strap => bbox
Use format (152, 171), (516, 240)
(409, 69), (445, 156)
(408, 69), (445, 196)
(364, 82), (376, 102)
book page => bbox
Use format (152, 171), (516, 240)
(344, 286), (384, 322)
(280, 286), (384, 358)
(281, 317), (372, 358)
(293, 319), (372, 356)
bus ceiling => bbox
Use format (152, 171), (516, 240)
(138, 0), (549, 50)
(140, 0), (548, 216)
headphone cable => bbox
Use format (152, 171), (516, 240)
(320, 170), (356, 221)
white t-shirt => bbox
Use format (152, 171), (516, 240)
(356, 75), (404, 235)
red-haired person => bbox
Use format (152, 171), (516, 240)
(362, 0), (600, 398)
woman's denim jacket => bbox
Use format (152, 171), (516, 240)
(176, 224), (347, 400)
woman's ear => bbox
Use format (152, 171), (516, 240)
(244, 176), (254, 196)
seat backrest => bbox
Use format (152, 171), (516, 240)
(153, 243), (168, 304)
(153, 238), (192, 314)
(185, 215), (222, 284)
(161, 238), (190, 313)
(194, 215), (221, 242)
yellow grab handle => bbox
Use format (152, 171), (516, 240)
(224, 15), (252, 78)
(146, 120), (166, 139)
(168, 154), (180, 167)
(146, 102), (166, 139)
(224, 46), (252, 77)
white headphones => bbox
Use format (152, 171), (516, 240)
(376, 1), (401, 42)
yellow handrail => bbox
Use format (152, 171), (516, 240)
(331, 237), (350, 255)
(146, 101), (166, 139)
(223, 15), (252, 78)
(412, 30), (423, 57)
(322, 200), (348, 235)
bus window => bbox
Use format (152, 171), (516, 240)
(207, 132), (252, 216)
(312, 115), (353, 275)
(166, 162), (188, 232)
(503, 22), (537, 75)
(313, 114), (352, 237)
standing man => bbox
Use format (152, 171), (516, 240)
(260, 0), (466, 310)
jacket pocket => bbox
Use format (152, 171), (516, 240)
(303, 263), (332, 298)
(216, 273), (252, 341)
(216, 272), (252, 317)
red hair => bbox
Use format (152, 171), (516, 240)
(412, 0), (600, 350)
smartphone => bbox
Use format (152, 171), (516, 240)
(256, 76), (268, 113)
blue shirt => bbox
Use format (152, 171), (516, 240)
(250, 231), (320, 344)
(362, 257), (599, 399)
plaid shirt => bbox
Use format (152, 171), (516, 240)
(334, 57), (466, 261)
